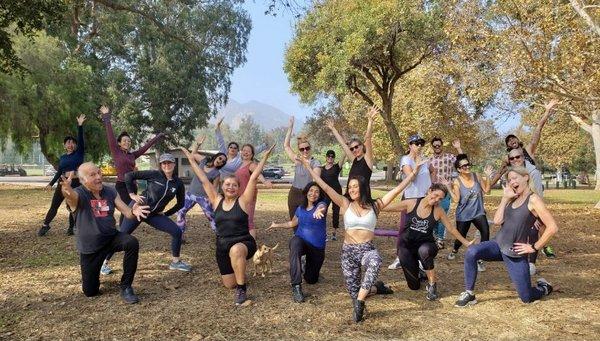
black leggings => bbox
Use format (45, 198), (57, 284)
(43, 178), (81, 228)
(289, 236), (325, 285)
(397, 241), (438, 290)
(453, 215), (490, 252)
(323, 191), (342, 230)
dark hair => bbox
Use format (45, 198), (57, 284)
(117, 132), (131, 143)
(63, 136), (77, 144)
(344, 175), (378, 216)
(241, 143), (256, 160)
(301, 181), (323, 209)
(454, 153), (469, 170)
(206, 152), (228, 169)
(429, 183), (448, 196)
(504, 134), (524, 150)
(431, 137), (443, 145)
(228, 141), (239, 150)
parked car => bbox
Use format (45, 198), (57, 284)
(262, 166), (284, 179)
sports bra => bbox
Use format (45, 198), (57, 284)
(344, 204), (377, 232)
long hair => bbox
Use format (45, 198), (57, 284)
(506, 166), (538, 195)
(206, 152), (228, 169)
(454, 153), (469, 170)
(429, 183), (449, 197)
(301, 181), (323, 209)
(344, 175), (378, 216)
(241, 143), (256, 161)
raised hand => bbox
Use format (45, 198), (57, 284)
(544, 99), (560, 112)
(264, 144), (276, 158)
(288, 116), (295, 127)
(313, 205), (326, 219)
(195, 135), (206, 146)
(452, 139), (461, 150)
(501, 185), (517, 200)
(77, 114), (86, 126)
(367, 105), (379, 120)
(483, 165), (494, 178)
(179, 146), (193, 158)
(132, 203), (151, 222)
(99, 105), (110, 116)
(215, 116), (224, 131)
(59, 175), (72, 189)
(324, 118), (335, 130)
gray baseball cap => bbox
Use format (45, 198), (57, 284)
(158, 153), (176, 163)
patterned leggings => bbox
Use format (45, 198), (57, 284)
(176, 192), (216, 232)
(341, 242), (382, 299)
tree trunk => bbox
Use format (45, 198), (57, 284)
(37, 127), (59, 170)
(381, 99), (403, 182)
(591, 116), (600, 191)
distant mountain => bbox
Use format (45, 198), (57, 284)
(216, 99), (302, 132)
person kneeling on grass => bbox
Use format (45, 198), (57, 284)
(61, 162), (150, 304)
(454, 166), (557, 307)
(268, 181), (328, 303)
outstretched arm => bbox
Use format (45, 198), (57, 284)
(190, 135), (207, 163)
(377, 169), (419, 209)
(268, 216), (299, 230)
(528, 99), (559, 157)
(180, 147), (220, 207)
(214, 117), (227, 154)
(363, 106), (377, 170)
(133, 132), (165, 158)
(240, 145), (276, 207)
(299, 157), (348, 211)
(284, 117), (297, 162)
(76, 115), (86, 156)
(437, 207), (473, 247)
(100, 106), (119, 156)
(325, 118), (354, 161)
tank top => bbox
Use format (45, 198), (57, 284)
(403, 198), (437, 244)
(348, 157), (372, 185)
(343, 204), (377, 232)
(234, 162), (254, 198)
(320, 164), (342, 191)
(495, 194), (537, 258)
(292, 158), (321, 189)
(294, 203), (327, 249)
(455, 174), (486, 222)
(213, 198), (249, 238)
(523, 149), (536, 166)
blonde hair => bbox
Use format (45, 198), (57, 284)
(506, 166), (537, 195)
(296, 134), (310, 147)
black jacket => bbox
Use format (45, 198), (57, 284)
(125, 170), (184, 216)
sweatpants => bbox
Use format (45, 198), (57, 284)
(43, 178), (81, 228)
(289, 236), (325, 285)
(464, 240), (544, 303)
(453, 215), (490, 251)
(341, 242), (382, 299)
(80, 232), (139, 297)
(397, 240), (438, 290)
(176, 192), (216, 232)
(107, 214), (182, 260)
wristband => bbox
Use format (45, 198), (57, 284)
(532, 244), (538, 251)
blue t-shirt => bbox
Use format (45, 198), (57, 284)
(294, 202), (327, 249)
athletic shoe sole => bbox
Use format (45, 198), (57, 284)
(454, 300), (478, 308)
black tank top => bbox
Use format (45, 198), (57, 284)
(214, 198), (249, 238)
(348, 157), (372, 184)
(495, 194), (536, 258)
(523, 149), (536, 166)
(321, 164), (342, 191)
(403, 198), (437, 244)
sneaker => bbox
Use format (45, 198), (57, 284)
(542, 246), (556, 258)
(388, 257), (401, 270)
(66, 226), (74, 236)
(100, 263), (113, 276)
(426, 283), (438, 301)
(120, 286), (139, 304)
(454, 291), (477, 307)
(353, 299), (365, 323)
(169, 260), (192, 272)
(477, 260), (486, 272)
(536, 278), (553, 296)
(374, 280), (394, 295)
(447, 251), (457, 260)
(235, 286), (248, 305)
(529, 262), (537, 276)
(37, 224), (51, 237)
(292, 284), (305, 303)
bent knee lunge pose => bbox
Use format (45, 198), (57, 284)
(100, 105), (164, 209)
(39, 114), (87, 237)
(446, 154), (493, 272)
(320, 150), (345, 241)
(269, 182), (328, 303)
(384, 183), (473, 301)
(454, 166), (558, 307)
(176, 135), (227, 235)
(182, 144), (275, 305)
(101, 153), (189, 275)
(300, 156), (422, 323)
(61, 162), (150, 304)
(284, 117), (321, 219)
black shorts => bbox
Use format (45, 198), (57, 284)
(215, 234), (257, 275)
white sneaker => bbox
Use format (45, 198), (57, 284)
(388, 257), (401, 270)
(529, 262), (537, 276)
(100, 263), (113, 275)
(477, 260), (486, 272)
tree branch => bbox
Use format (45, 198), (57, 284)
(570, 114), (592, 133)
(570, 0), (600, 37)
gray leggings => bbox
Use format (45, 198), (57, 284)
(341, 241), (382, 299)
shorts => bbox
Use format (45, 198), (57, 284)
(215, 234), (257, 275)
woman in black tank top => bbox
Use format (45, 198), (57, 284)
(320, 150), (345, 239)
(384, 184), (472, 301)
(324, 106), (377, 187)
(453, 166), (558, 307)
(181, 143), (276, 306)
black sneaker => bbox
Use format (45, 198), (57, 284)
(352, 299), (365, 323)
(454, 291), (477, 307)
(66, 226), (74, 236)
(374, 280), (394, 295)
(235, 286), (248, 305)
(292, 284), (305, 303)
(120, 286), (139, 304)
(38, 224), (51, 237)
(426, 283), (439, 301)
(536, 278), (553, 296)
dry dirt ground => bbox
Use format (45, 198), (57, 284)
(1, 184), (599, 340)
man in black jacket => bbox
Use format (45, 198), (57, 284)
(61, 162), (150, 304)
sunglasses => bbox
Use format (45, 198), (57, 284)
(432, 144), (442, 148)
(459, 163), (470, 169)
(299, 146), (311, 152)
(411, 141), (425, 147)
(326, 155), (335, 158)
(508, 155), (522, 161)
(349, 144), (362, 151)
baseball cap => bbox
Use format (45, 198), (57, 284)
(158, 153), (176, 163)
(408, 134), (425, 145)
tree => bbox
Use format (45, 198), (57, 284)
(234, 115), (264, 149)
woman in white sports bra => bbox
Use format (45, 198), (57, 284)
(300, 157), (424, 323)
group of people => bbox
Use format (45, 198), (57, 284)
(39, 101), (560, 322)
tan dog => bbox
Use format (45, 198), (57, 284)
(253, 243), (279, 277)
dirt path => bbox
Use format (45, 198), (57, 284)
(1, 184), (599, 340)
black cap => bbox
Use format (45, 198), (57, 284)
(325, 150), (336, 158)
